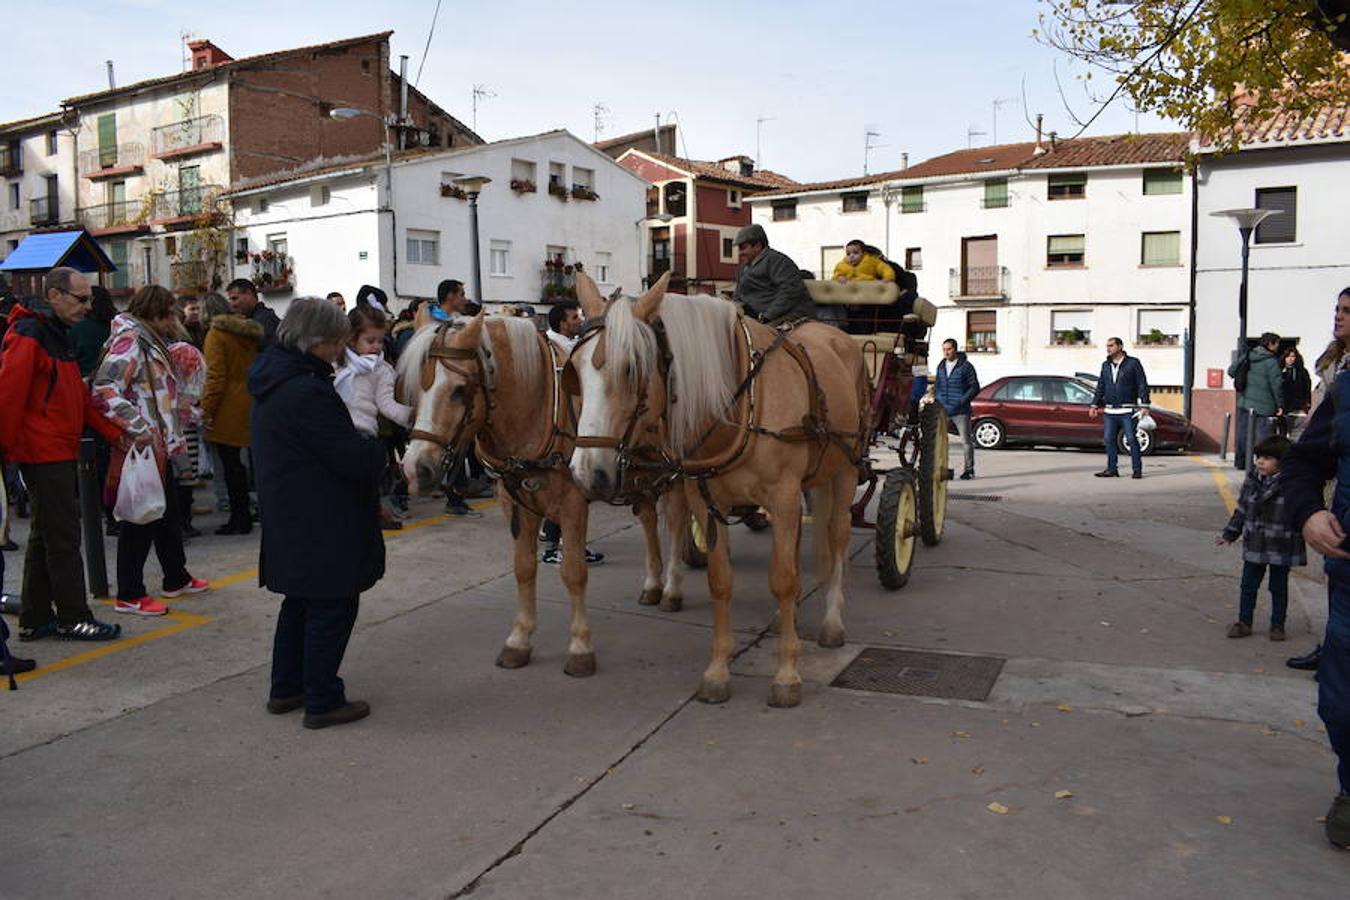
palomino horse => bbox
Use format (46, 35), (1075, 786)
(398, 313), (680, 676)
(567, 273), (870, 707)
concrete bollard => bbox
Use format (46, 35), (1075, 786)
(1219, 413), (1231, 461)
(78, 437), (109, 599)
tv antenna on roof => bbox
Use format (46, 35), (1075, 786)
(864, 129), (889, 175)
(592, 102), (610, 142)
(967, 124), (988, 148)
(180, 30), (195, 71)
(471, 84), (496, 132)
(992, 96), (1018, 145)
(755, 115), (775, 167)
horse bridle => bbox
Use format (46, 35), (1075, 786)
(408, 324), (495, 482)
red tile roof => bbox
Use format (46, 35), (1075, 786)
(629, 149), (798, 190)
(1203, 103), (1349, 148)
(1020, 132), (1191, 169)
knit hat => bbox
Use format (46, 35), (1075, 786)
(734, 224), (767, 247)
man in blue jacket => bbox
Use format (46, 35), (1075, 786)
(1089, 336), (1150, 479)
(934, 339), (980, 479)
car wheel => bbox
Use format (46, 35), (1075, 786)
(1117, 426), (1155, 456)
(973, 418), (1005, 450)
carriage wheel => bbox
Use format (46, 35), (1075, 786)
(683, 513), (709, 569)
(917, 402), (949, 547)
(875, 468), (918, 590)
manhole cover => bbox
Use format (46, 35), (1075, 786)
(949, 493), (1002, 502)
(831, 648), (1005, 701)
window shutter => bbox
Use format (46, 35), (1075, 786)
(1141, 231), (1180, 266)
(1048, 235), (1084, 254)
(1255, 187), (1297, 243)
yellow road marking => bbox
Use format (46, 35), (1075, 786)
(11, 498), (498, 685)
(1192, 455), (1238, 515)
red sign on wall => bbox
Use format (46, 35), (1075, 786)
(1206, 368), (1224, 388)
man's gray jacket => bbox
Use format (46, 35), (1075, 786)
(733, 248), (814, 324)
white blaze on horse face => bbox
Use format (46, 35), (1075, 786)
(568, 337), (621, 496)
(402, 363), (451, 492)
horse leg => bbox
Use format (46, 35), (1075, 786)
(636, 500), (663, 606)
(559, 494), (595, 677)
(766, 486), (804, 708)
(496, 500), (541, 669)
(697, 508), (734, 704)
(817, 467), (855, 649)
(661, 489), (687, 612)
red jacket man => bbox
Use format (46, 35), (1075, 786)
(0, 268), (126, 642)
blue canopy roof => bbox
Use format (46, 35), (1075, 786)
(0, 230), (116, 273)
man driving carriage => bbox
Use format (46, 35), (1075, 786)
(732, 224), (815, 326)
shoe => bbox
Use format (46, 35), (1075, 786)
(215, 521), (252, 535)
(303, 700), (370, 730)
(114, 597), (169, 616)
(379, 509), (403, 531)
(1328, 794), (1350, 850)
(182, 525), (202, 539)
(445, 500), (482, 518)
(1094, 470), (1119, 478)
(0, 539), (17, 552)
(266, 694), (304, 715)
(19, 622), (59, 642)
(460, 479), (496, 500)
(541, 547), (561, 565)
(161, 577), (209, 599)
(959, 471), (974, 481)
(584, 547), (605, 565)
(1226, 621), (1253, 638)
(1287, 645), (1321, 671)
(1269, 624), (1287, 642)
(1, 655), (36, 675)
(1131, 471), (1142, 480)
(55, 618), (121, 641)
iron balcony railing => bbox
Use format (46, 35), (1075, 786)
(0, 143), (21, 176)
(80, 142), (146, 173)
(82, 200), (144, 231)
(29, 196), (59, 225)
(151, 114), (224, 157)
(949, 265), (1010, 300)
(150, 185), (223, 220)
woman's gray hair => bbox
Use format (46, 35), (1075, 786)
(200, 292), (229, 325)
(277, 296), (350, 354)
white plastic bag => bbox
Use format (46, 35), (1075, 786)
(114, 445), (167, 525)
(1135, 409), (1157, 432)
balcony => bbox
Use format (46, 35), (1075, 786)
(0, 144), (21, 177)
(150, 114), (224, 161)
(149, 185), (224, 228)
(949, 265), (1010, 302)
(251, 251), (293, 293)
(79, 143), (146, 179)
(29, 196), (59, 226)
(170, 260), (211, 294)
(82, 200), (148, 236)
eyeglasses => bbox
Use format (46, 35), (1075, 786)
(58, 288), (93, 304)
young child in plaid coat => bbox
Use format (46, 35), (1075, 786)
(1217, 435), (1307, 640)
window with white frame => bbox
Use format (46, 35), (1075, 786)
(255, 196), (269, 214)
(595, 251), (612, 283)
(721, 235), (736, 263)
(310, 185), (330, 207)
(1143, 168), (1182, 195)
(490, 239), (511, 277)
(407, 229), (439, 266)
(510, 158), (537, 192)
(572, 166), (594, 191)
(726, 189), (740, 209)
(548, 161), (566, 196)
(1047, 234), (1085, 267)
(1137, 308), (1184, 346)
(841, 191), (868, 213)
(820, 245), (844, 279)
(8, 183), (18, 210)
(546, 244), (568, 266)
(1255, 186), (1297, 244)
(905, 247), (923, 270)
(46, 130), (58, 156)
(1140, 231), (1180, 266)
(1051, 309), (1093, 345)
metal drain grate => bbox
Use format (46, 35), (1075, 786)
(948, 493), (1002, 502)
(831, 648), (1005, 701)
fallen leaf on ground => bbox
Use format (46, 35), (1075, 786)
(1294, 719), (1306, 727)
(1030, 722), (1041, 728)
(952, 730), (971, 738)
(622, 803), (636, 810)
(987, 802), (1010, 815)
(971, 766), (985, 776)
(1056, 704), (1073, 713)
(1054, 790), (1074, 800)
(1099, 621), (1112, 627)
(1216, 815), (1233, 825)
(911, 757), (928, 765)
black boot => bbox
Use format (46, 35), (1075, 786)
(1286, 645), (1321, 671)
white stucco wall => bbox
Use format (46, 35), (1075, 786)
(0, 120), (79, 255)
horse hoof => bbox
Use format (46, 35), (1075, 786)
(564, 652), (597, 678)
(660, 594), (683, 613)
(697, 678), (731, 704)
(767, 682), (802, 708)
(638, 587), (662, 606)
(495, 646), (532, 669)
(817, 625), (847, 649)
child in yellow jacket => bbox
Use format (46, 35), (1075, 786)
(833, 240), (895, 282)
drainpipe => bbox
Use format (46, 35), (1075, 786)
(398, 55), (409, 150)
(1183, 164), (1199, 421)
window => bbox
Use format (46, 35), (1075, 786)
(6, 239), (18, 257)
(905, 247), (922, 270)
(1255, 187), (1297, 243)
(548, 161), (566, 196)
(664, 182), (687, 217)
(820, 245), (844, 278)
(108, 240), (129, 290)
(310, 185), (330, 207)
(489, 239), (511, 277)
(901, 185), (924, 213)
(406, 229), (439, 265)
(571, 166), (594, 191)
(772, 199), (796, 221)
(46, 130), (58, 156)
(510, 158), (537, 191)
(1140, 231), (1180, 266)
(841, 191), (868, 213)
(235, 237), (248, 263)
(8, 183), (18, 210)
(1002, 379), (1047, 402)
(727, 189), (740, 209)
(107, 180), (126, 207)
(1051, 309), (1092, 345)
(1047, 172), (1087, 200)
(1055, 380), (1095, 404)
(1137, 308), (1184, 346)
(982, 178), (1008, 209)
(966, 310), (997, 352)
(546, 244), (568, 266)
(96, 113), (117, 167)
(164, 236), (177, 256)
(1143, 168), (1182, 195)
(255, 196), (269, 214)
(1047, 234), (1085, 268)
(595, 251), (612, 283)
(721, 236), (736, 262)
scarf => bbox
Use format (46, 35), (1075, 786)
(333, 348), (380, 405)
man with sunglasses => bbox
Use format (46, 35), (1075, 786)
(0, 267), (131, 643)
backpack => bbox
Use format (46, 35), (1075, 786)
(1232, 352), (1251, 394)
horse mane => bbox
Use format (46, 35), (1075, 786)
(396, 324), (440, 404)
(606, 292), (738, 455)
(394, 317), (543, 406)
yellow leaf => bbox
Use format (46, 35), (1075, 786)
(971, 766), (986, 776)
(911, 757), (929, 765)
(1055, 790), (1074, 800)
(1056, 704), (1073, 713)
(1294, 719), (1306, 727)
(987, 802), (1010, 815)
(1216, 815), (1232, 825)
(622, 803), (636, 810)
(952, 730), (972, 738)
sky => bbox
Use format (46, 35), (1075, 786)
(1, 0), (1174, 184)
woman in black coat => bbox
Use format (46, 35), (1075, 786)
(248, 297), (386, 729)
(1281, 347), (1313, 438)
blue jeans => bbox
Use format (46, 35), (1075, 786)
(1103, 413), (1141, 475)
(270, 595), (360, 715)
(1237, 560), (1289, 626)
(1324, 579), (1350, 793)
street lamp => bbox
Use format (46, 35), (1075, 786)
(636, 212), (674, 288)
(453, 176), (492, 308)
(1211, 206), (1280, 468)
(329, 106), (397, 295)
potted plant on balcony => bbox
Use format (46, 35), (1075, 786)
(510, 178), (537, 194)
(440, 184), (468, 200)
(570, 186), (598, 201)
(547, 182), (568, 200)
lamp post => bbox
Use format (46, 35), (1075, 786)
(636, 212), (674, 288)
(329, 106), (396, 294)
(453, 176), (492, 307)
(1211, 207), (1279, 468)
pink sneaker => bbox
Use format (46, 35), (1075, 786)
(114, 596), (169, 616)
(161, 578), (210, 599)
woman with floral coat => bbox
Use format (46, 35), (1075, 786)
(91, 285), (209, 617)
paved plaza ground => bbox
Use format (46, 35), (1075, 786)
(2, 445), (1347, 899)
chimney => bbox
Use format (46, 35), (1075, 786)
(1049, 130), (1058, 152)
(901, 152), (909, 170)
(398, 54), (410, 150)
(1033, 113), (1046, 155)
(187, 39), (233, 70)
(106, 60), (116, 90)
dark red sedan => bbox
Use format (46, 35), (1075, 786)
(969, 375), (1194, 454)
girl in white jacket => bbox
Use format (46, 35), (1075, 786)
(334, 306), (412, 438)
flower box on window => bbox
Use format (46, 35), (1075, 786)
(1137, 329), (1179, 346)
(1052, 328), (1090, 346)
(510, 178), (537, 194)
(547, 183), (568, 200)
(570, 186), (598, 201)
(440, 184), (467, 199)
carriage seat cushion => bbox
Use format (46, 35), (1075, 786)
(805, 280), (899, 307)
(909, 296), (938, 327)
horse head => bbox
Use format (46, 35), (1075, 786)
(399, 312), (489, 495)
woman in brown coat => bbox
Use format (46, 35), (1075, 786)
(200, 293), (263, 534)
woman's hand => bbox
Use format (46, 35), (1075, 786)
(1303, 510), (1350, 559)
